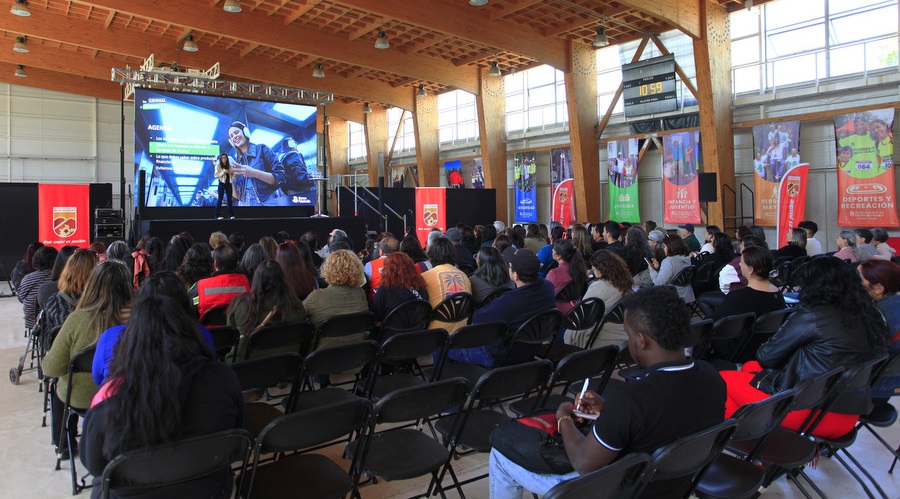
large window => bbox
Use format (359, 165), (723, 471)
(438, 90), (478, 144)
(348, 121), (366, 161)
(731, 0), (898, 93)
(386, 107), (416, 153)
(505, 65), (568, 133)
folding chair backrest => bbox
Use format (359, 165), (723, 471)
(786, 261), (809, 289)
(469, 360), (553, 402)
(379, 299), (433, 341)
(686, 319), (714, 359)
(553, 345), (620, 394)
(69, 346), (96, 376)
(694, 261), (720, 283)
(230, 352), (302, 391)
(790, 366), (845, 412)
(315, 311), (376, 347)
(199, 304), (229, 327)
(208, 326), (240, 361)
(380, 328), (448, 363)
(555, 280), (587, 304)
(245, 321), (314, 360)
(510, 309), (564, 346)
(670, 266), (696, 287)
(543, 453), (651, 499)
(301, 340), (380, 377)
(478, 288), (509, 308)
(564, 297), (605, 332)
(813, 355), (887, 422)
(258, 398), (370, 453)
(374, 377), (470, 424)
(730, 389), (796, 441)
(445, 322), (508, 350)
(752, 308), (792, 337)
(711, 312), (756, 342)
(101, 429), (253, 499)
(430, 293), (476, 325)
(642, 419), (738, 488)
(769, 260), (792, 288)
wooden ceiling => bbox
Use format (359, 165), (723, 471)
(0, 0), (765, 120)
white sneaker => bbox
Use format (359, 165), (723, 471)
(217, 216), (224, 220)
(230, 216), (236, 220)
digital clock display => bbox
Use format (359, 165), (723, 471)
(621, 54), (677, 118)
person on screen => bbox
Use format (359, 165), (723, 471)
(870, 118), (893, 170)
(839, 115), (880, 177)
(214, 153), (235, 219)
(227, 121), (288, 206)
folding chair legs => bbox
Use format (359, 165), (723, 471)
(835, 449), (887, 499)
(858, 423), (900, 473)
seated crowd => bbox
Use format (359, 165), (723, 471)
(10, 216), (900, 497)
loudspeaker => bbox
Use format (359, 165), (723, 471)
(698, 173), (717, 202)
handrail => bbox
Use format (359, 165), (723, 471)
(338, 185), (408, 234)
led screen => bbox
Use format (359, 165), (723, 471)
(134, 88), (319, 208)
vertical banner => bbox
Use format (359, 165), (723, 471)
(445, 160), (465, 189)
(776, 164), (809, 247)
(834, 109), (897, 227)
(662, 131), (701, 225)
(607, 139), (641, 223)
(471, 158), (485, 189)
(415, 187), (447, 247)
(514, 151), (538, 222)
(390, 167), (405, 188)
(551, 147), (576, 227)
(39, 184), (90, 248)
(752, 120), (801, 226)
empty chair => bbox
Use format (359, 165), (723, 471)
(100, 429), (253, 499)
(542, 453), (651, 499)
(313, 311), (376, 350)
(199, 304), (229, 327)
(208, 326), (240, 362)
(494, 309), (564, 367)
(541, 297), (605, 363)
(241, 399), (370, 499)
(288, 341), (379, 413)
(706, 312), (756, 365)
(242, 321), (314, 361)
(367, 328), (448, 400)
(428, 322), (508, 385)
(347, 378), (471, 498)
(378, 299), (432, 342)
(229, 352), (303, 437)
(55, 346), (97, 495)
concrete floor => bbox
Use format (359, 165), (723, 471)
(1, 287), (899, 498)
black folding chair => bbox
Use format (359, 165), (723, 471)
(478, 287), (510, 308)
(554, 280), (587, 305)
(313, 311), (377, 350)
(378, 299), (432, 342)
(430, 292), (476, 329)
(540, 297), (605, 364)
(199, 304), (229, 327)
(229, 353), (303, 437)
(769, 259), (792, 290)
(367, 328), (449, 400)
(243, 321), (315, 361)
(495, 309), (564, 367)
(100, 429), (253, 499)
(428, 321), (508, 385)
(241, 399), (371, 499)
(728, 308), (793, 365)
(852, 353), (900, 473)
(288, 341), (379, 413)
(706, 312), (757, 367)
(55, 346), (97, 495)
(208, 326), (240, 362)
(543, 453), (651, 499)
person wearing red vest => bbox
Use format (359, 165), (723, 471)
(364, 236), (398, 300)
(191, 243), (250, 317)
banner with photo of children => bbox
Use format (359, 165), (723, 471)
(752, 121), (801, 226)
(550, 147), (576, 228)
(834, 109), (897, 227)
(662, 131), (701, 225)
(470, 158), (485, 189)
(607, 139), (641, 223)
(445, 160), (465, 189)
(514, 151), (538, 223)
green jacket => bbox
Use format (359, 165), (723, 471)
(43, 309), (105, 409)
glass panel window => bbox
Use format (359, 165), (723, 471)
(829, 4), (898, 44)
(733, 36), (760, 66)
(731, 9), (761, 38)
(829, 0), (893, 15)
(348, 121), (366, 161)
(765, 0), (824, 31)
(438, 89), (479, 144)
(766, 24), (826, 58)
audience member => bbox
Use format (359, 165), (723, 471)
(105, 240), (130, 262)
(178, 243), (215, 291)
(19, 245), (57, 331)
(191, 243), (250, 317)
(601, 221), (625, 257)
(720, 257), (888, 439)
(490, 286), (725, 498)
(855, 228), (878, 262)
(570, 224), (594, 264)
(303, 250), (368, 347)
(43, 248), (98, 333)
(237, 243), (268, 282)
(461, 225), (480, 255)
(871, 227), (896, 261)
(538, 225), (565, 272)
(228, 232), (245, 257)
(400, 235), (432, 272)
(713, 246), (786, 321)
(771, 228), (807, 259)
(480, 224), (498, 248)
(370, 252), (429, 323)
(641, 219), (657, 235)
(699, 225), (720, 254)
(797, 221), (823, 256)
(11, 242), (44, 291)
(564, 250), (632, 348)
(37, 245), (78, 311)
(546, 239), (588, 315)
(423, 238), (472, 334)
(589, 223), (607, 252)
(733, 225), (753, 254)
(469, 247), (516, 304)
(446, 228), (476, 270)
(621, 227), (654, 288)
(301, 231), (325, 268)
(163, 234), (191, 272)
(693, 232), (734, 271)
(859, 260), (900, 400)
(258, 236), (278, 260)
(647, 229), (667, 262)
(649, 233), (694, 304)
(750, 225), (768, 250)
(834, 230), (859, 263)
(81, 278), (243, 497)
(679, 223), (701, 252)
(277, 242), (317, 301)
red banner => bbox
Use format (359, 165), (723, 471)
(834, 109), (897, 227)
(662, 131), (701, 225)
(552, 179), (576, 229)
(39, 184), (90, 248)
(776, 164), (809, 248)
(415, 187), (446, 247)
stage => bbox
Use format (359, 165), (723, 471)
(143, 216), (367, 251)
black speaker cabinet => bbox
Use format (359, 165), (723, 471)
(698, 173), (718, 202)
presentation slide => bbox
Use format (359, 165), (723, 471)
(134, 88), (319, 208)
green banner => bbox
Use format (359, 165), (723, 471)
(607, 138), (641, 223)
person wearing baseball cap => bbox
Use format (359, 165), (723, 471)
(447, 248), (555, 368)
(679, 223), (701, 253)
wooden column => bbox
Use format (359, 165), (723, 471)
(476, 68), (508, 223)
(364, 107), (389, 186)
(693, 0), (734, 228)
(413, 92), (440, 187)
(326, 118), (349, 177)
(565, 40), (601, 223)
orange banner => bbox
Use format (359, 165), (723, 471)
(39, 184), (90, 248)
(834, 109), (897, 227)
(776, 164), (809, 248)
(662, 131), (701, 225)
(752, 120), (801, 226)
(415, 187), (447, 247)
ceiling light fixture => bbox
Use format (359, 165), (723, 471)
(13, 36), (28, 53)
(312, 63), (325, 78)
(14, 64), (26, 77)
(10, 0), (29, 16)
(223, 0), (242, 13)
(183, 34), (199, 52)
(469, 0), (488, 5)
(416, 84), (427, 98)
(362, 102), (372, 114)
(487, 61), (502, 77)
(592, 27), (610, 48)
(374, 30), (390, 49)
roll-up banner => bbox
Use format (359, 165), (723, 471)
(551, 147), (576, 227)
(776, 164), (809, 248)
(752, 120), (801, 226)
(415, 187), (447, 247)
(471, 158), (485, 189)
(514, 152), (538, 223)
(662, 131), (701, 225)
(834, 109), (897, 227)
(39, 184), (90, 248)
(607, 139), (641, 223)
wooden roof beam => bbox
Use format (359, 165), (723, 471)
(489, 0), (544, 21)
(0, 62), (122, 100)
(615, 0), (702, 39)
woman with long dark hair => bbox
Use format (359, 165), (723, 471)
(178, 243), (215, 290)
(214, 152), (236, 219)
(11, 241), (43, 291)
(622, 227), (655, 286)
(469, 246), (515, 304)
(81, 276), (244, 497)
(163, 234), (192, 272)
(237, 243), (268, 281)
(19, 245), (58, 331)
(370, 252), (429, 322)
(400, 235), (432, 273)
(43, 260), (132, 459)
(546, 239), (588, 315)
(37, 245), (78, 310)
(713, 246), (785, 321)
(564, 250), (633, 348)
(649, 233), (694, 304)
(859, 260), (900, 400)
(721, 257), (888, 438)
(276, 242), (317, 300)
